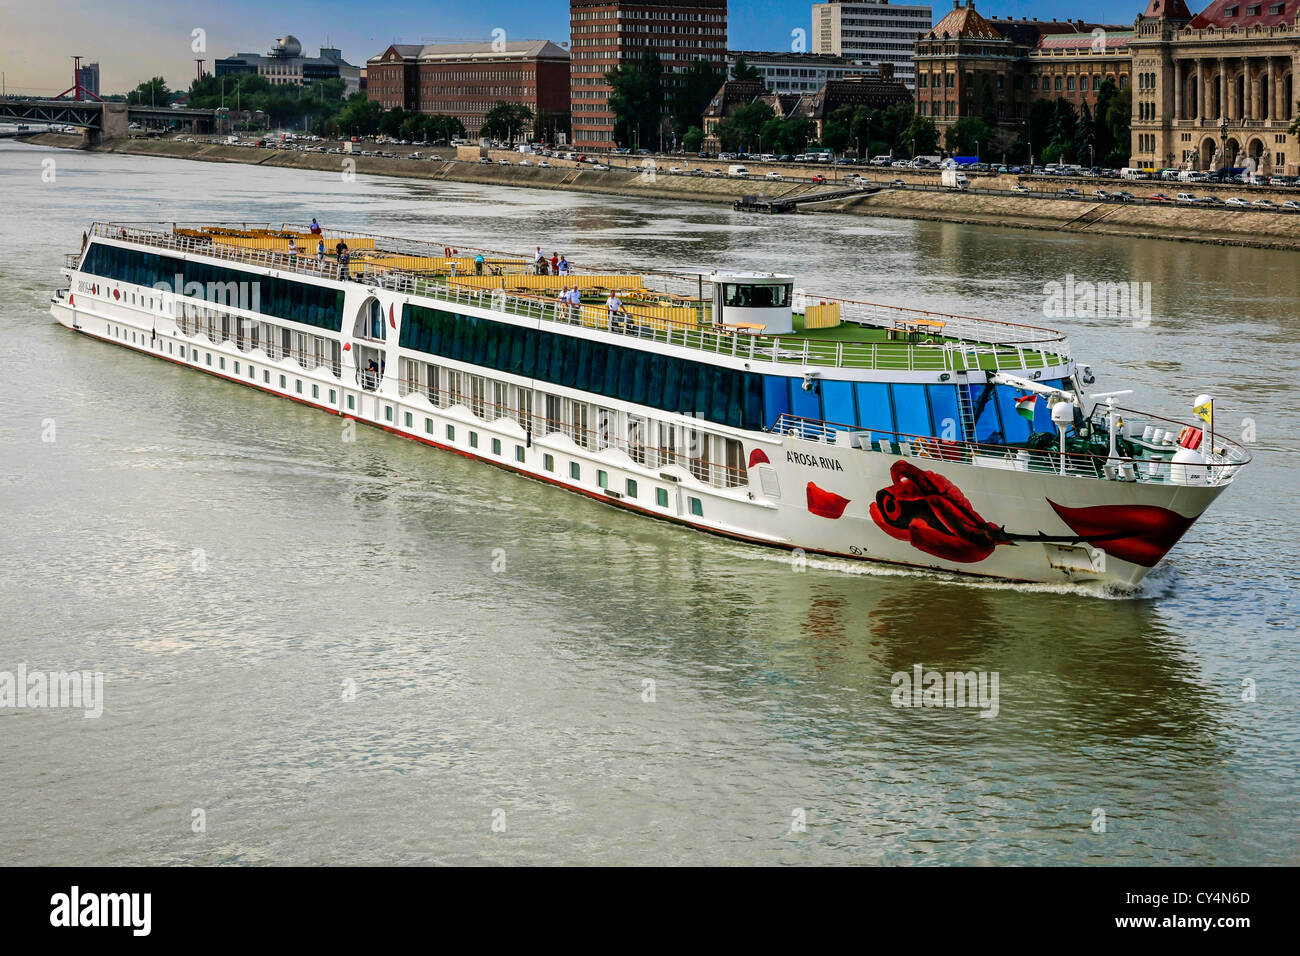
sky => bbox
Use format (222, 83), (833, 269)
(2, 0), (1156, 96)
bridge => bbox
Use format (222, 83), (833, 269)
(0, 98), (217, 145)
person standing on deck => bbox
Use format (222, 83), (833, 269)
(309, 219), (322, 235)
(605, 291), (623, 330)
(558, 255), (570, 276)
(316, 238), (326, 267)
(550, 252), (559, 274)
(534, 246), (544, 275)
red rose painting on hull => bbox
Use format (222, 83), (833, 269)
(870, 460), (1003, 563)
(868, 460), (1202, 567)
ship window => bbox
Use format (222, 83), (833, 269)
(313, 384), (320, 399)
(404, 411), (412, 427)
(219, 357), (225, 370)
(656, 487), (669, 508)
(927, 385), (961, 441)
(348, 394), (354, 409)
(515, 445), (525, 463)
(569, 462), (581, 480)
(597, 469), (608, 489)
(446, 425), (455, 441)
(492, 438), (502, 456)
(625, 478), (638, 498)
(544, 454), (554, 472)
(179, 346), (185, 359)
(424, 417), (433, 433)
(206, 353), (212, 366)
(384, 405), (392, 421)
(723, 283), (791, 308)
(295, 380), (302, 394)
(398, 304), (765, 432)
(265, 371), (271, 384)
(331, 389), (337, 404)
(234, 361), (240, 374)
(469, 431), (478, 448)
(689, 497), (703, 517)
(892, 385), (931, 437)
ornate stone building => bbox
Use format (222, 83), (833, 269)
(914, 2), (1131, 140)
(914, 0), (1299, 173)
(1130, 0), (1298, 174)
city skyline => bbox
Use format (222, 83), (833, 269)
(5, 0), (1154, 96)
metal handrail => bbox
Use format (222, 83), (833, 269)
(87, 222), (1073, 374)
(770, 412), (1248, 485)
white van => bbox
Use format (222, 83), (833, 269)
(1175, 192), (1199, 203)
(1121, 168), (1152, 180)
(728, 164), (750, 177)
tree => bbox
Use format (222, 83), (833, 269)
(126, 77), (170, 107)
(1103, 87), (1132, 167)
(980, 77), (998, 129)
(379, 106), (408, 138)
(903, 113), (940, 157)
(820, 104), (854, 153)
(731, 56), (763, 84)
(1077, 101), (1096, 166)
(682, 126), (704, 152)
(671, 59), (726, 136)
(337, 96), (383, 136)
(481, 101), (534, 145)
(606, 49), (665, 149)
(944, 116), (993, 156)
(1046, 98), (1079, 161)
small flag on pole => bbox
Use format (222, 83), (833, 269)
(1015, 393), (1037, 421)
(1193, 397), (1213, 427)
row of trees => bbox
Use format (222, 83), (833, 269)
(940, 79), (1132, 166)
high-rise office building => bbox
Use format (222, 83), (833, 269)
(570, 0), (729, 149)
(812, 0), (934, 89)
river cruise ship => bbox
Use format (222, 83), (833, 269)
(51, 222), (1250, 587)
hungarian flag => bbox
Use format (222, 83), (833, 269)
(1014, 393), (1037, 421)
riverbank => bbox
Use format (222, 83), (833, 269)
(20, 133), (1300, 251)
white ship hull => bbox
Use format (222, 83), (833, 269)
(50, 274), (1231, 589)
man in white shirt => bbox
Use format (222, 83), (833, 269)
(606, 292), (623, 329)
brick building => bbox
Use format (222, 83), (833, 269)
(366, 40), (570, 138)
(570, 0), (729, 149)
(913, 2), (1130, 138)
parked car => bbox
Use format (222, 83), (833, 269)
(1253, 198), (1277, 208)
(1148, 193), (1172, 202)
(1283, 200), (1300, 210)
(591, 163), (610, 171)
(1225, 197), (1251, 206)
(538, 160), (551, 168)
(1112, 190), (1136, 201)
(888, 178), (906, 188)
(1011, 183), (1031, 193)
(1175, 192), (1199, 203)
(1092, 189), (1109, 199)
(811, 174), (828, 184)
(1200, 195), (1223, 204)
(764, 171), (782, 180)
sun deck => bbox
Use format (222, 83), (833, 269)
(83, 222), (1073, 374)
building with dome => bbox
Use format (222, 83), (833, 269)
(215, 36), (361, 95)
(913, 0), (1300, 173)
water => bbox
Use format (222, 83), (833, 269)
(1, 142), (1296, 864)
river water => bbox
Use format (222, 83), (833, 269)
(1, 141), (1296, 865)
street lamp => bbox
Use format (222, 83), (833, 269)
(1219, 116), (1229, 177)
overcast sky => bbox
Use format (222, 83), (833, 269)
(2, 0), (1151, 96)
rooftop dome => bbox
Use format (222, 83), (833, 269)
(270, 35), (302, 58)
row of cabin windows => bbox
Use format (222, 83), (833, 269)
(397, 356), (745, 488)
(81, 241), (345, 333)
(398, 305), (1059, 444)
(107, 320), (705, 516)
(398, 303), (767, 432)
(177, 304), (342, 374)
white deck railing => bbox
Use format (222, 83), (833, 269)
(84, 222), (1073, 374)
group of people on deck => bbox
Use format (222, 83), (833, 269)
(534, 247), (570, 276)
